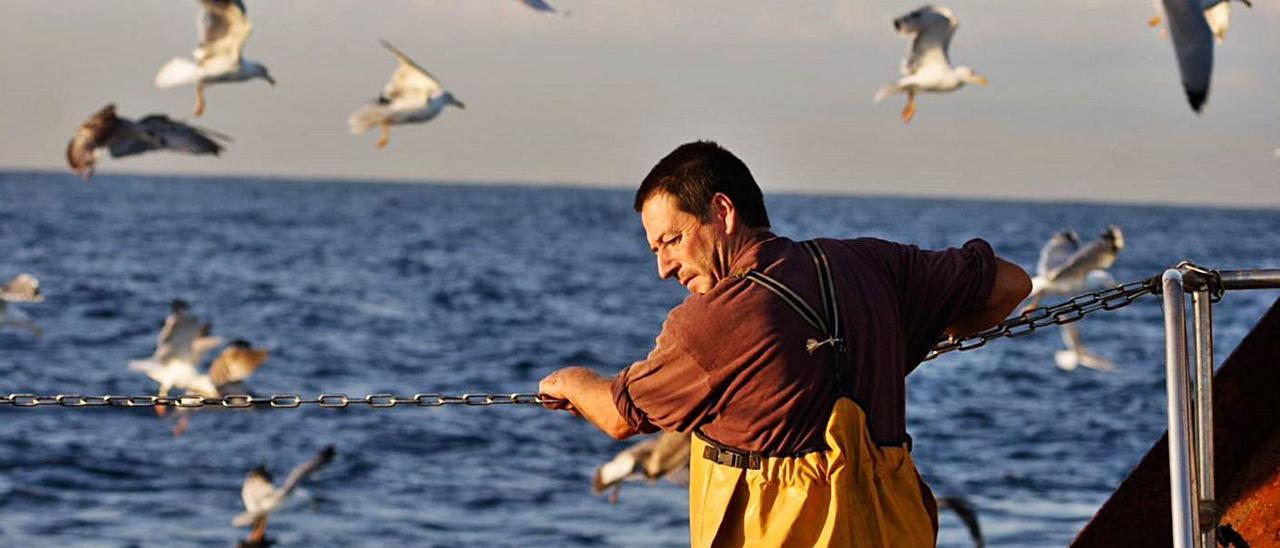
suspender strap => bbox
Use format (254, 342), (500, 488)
(739, 270), (827, 336)
(736, 240), (844, 355)
(802, 240), (842, 347)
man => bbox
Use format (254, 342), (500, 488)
(540, 141), (1031, 546)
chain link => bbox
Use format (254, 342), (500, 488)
(0, 393), (559, 409)
(923, 275), (1161, 362)
(0, 267), (1211, 407)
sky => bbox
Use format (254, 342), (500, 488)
(1, 0), (1278, 207)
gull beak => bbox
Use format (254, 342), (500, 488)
(265, 75), (276, 86)
(452, 98), (466, 110)
(975, 75), (989, 86)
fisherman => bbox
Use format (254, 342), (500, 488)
(539, 141), (1031, 546)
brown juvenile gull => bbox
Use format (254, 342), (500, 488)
(155, 0), (275, 116)
(66, 104), (227, 181)
(233, 445), (337, 545)
(593, 432), (691, 503)
(0, 273), (44, 338)
(873, 5), (988, 124)
(348, 41), (465, 149)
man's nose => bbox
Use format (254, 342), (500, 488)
(657, 251), (678, 280)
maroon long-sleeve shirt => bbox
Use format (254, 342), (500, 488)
(612, 233), (996, 455)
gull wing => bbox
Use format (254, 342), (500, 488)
(108, 115), (225, 159)
(153, 313), (207, 363)
(195, 0), (252, 67)
(899, 6), (958, 76)
(378, 40), (444, 107)
(936, 497), (985, 548)
(208, 342), (268, 386)
(1046, 227), (1123, 282)
(1036, 231), (1079, 278)
(1162, 0), (1214, 111)
(1, 274), (43, 302)
(276, 445), (336, 499)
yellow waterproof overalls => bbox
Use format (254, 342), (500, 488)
(688, 241), (938, 547)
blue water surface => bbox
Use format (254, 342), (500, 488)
(0, 170), (1277, 547)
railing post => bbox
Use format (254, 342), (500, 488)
(1163, 269), (1198, 548)
(1191, 289), (1216, 546)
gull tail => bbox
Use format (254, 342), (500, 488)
(127, 359), (162, 375)
(231, 510), (262, 528)
(155, 58), (202, 88)
(347, 104), (390, 134)
(873, 84), (903, 104)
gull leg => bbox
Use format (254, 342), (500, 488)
(194, 83), (207, 117)
(248, 517), (268, 543)
(901, 91), (917, 124)
(155, 384), (170, 417)
(376, 122), (390, 149)
(172, 414), (190, 437)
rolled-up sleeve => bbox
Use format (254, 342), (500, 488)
(611, 310), (715, 434)
(891, 238), (997, 366)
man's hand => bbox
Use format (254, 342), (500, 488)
(539, 366), (589, 416)
(538, 366), (639, 440)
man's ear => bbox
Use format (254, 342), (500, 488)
(711, 193), (737, 235)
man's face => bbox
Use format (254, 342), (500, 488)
(640, 192), (726, 294)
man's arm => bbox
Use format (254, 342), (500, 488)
(944, 256), (1032, 339)
(539, 366), (640, 440)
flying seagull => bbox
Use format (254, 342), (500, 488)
(128, 302), (267, 413)
(155, 0), (275, 117)
(66, 104), (227, 181)
(233, 445), (337, 545)
(0, 274), (44, 338)
(1023, 227), (1125, 371)
(1149, 0), (1251, 45)
(593, 432), (692, 503)
(874, 5), (987, 124)
(348, 40), (465, 149)
(1160, 0), (1216, 112)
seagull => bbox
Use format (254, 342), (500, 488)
(593, 432), (691, 503)
(0, 274), (43, 338)
(874, 5), (987, 124)
(66, 104), (227, 181)
(1160, 0), (1216, 112)
(154, 0), (275, 117)
(1149, 0), (1251, 45)
(1023, 226), (1125, 371)
(518, 0), (569, 17)
(348, 40), (465, 149)
(233, 445), (336, 545)
(128, 301), (268, 414)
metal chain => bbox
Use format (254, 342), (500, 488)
(923, 275), (1161, 362)
(0, 271), (1190, 408)
(0, 393), (557, 409)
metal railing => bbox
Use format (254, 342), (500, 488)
(1160, 265), (1280, 548)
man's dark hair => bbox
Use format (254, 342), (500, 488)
(634, 141), (771, 229)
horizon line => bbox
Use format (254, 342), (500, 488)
(2, 167), (1277, 214)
